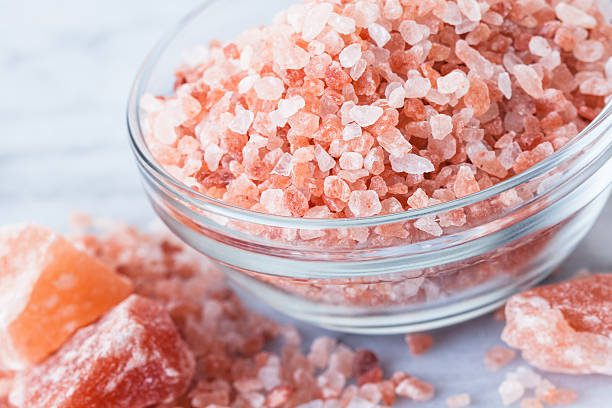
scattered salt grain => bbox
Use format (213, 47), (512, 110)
(498, 379), (525, 406)
(484, 346), (517, 371)
(446, 393), (471, 408)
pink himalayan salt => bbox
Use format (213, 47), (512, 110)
(573, 40), (605, 63)
(394, 375), (435, 401)
(430, 114), (453, 140)
(446, 393), (471, 408)
(390, 154), (434, 175)
(339, 151), (364, 170)
(498, 378), (525, 406)
(0, 225), (132, 370)
(350, 105), (384, 127)
(453, 166), (480, 198)
(348, 190), (382, 217)
(484, 345), (517, 371)
(502, 274), (612, 375)
(404, 333), (433, 356)
(145, 0), (611, 225)
(10, 295), (195, 408)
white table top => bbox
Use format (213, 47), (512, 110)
(0, 1), (610, 406)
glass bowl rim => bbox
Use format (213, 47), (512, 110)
(127, 0), (612, 229)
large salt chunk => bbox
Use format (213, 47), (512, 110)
(10, 295), (195, 408)
(502, 274), (612, 375)
(349, 105), (384, 127)
(512, 65), (544, 99)
(0, 225), (132, 370)
(390, 154), (434, 175)
(554, 3), (596, 29)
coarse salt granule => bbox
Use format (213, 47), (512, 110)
(446, 393), (471, 408)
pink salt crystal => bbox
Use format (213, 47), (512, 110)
(261, 189), (291, 216)
(554, 3), (596, 29)
(390, 153), (434, 175)
(394, 376), (435, 401)
(513, 65), (544, 99)
(278, 96), (306, 118)
(502, 274), (612, 375)
(437, 70), (469, 95)
(529, 36), (552, 57)
(229, 105), (254, 135)
(446, 393), (471, 408)
(10, 295), (195, 408)
(350, 105), (384, 127)
(377, 128), (412, 156)
(498, 379), (525, 406)
(339, 152), (364, 170)
(405, 71), (432, 98)
(348, 190), (382, 217)
(455, 40), (494, 79)
(368, 23), (391, 48)
(386, 83), (406, 108)
(404, 333), (434, 356)
(579, 76), (611, 96)
(324, 176), (351, 202)
(457, 0), (481, 22)
(573, 40), (605, 63)
(254, 76), (285, 101)
(272, 152), (294, 176)
(398, 20), (430, 46)
(415, 216), (443, 237)
(430, 114), (453, 140)
(302, 3), (334, 41)
(343, 123), (363, 141)
(484, 346), (517, 371)
(315, 144), (336, 172)
(497, 72), (512, 99)
(308, 337), (337, 369)
(329, 13), (356, 35)
(453, 166), (480, 198)
(340, 44), (363, 68)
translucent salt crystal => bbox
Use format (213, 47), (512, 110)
(254, 76), (285, 101)
(386, 82), (406, 108)
(324, 176), (351, 202)
(540, 50), (561, 70)
(343, 123), (363, 141)
(348, 190), (382, 217)
(554, 3), (596, 29)
(293, 146), (315, 163)
(339, 152), (364, 170)
(238, 74), (259, 94)
(395, 376), (435, 401)
(434, 1), (463, 25)
(308, 337), (337, 369)
(383, 0), (403, 20)
(405, 71), (432, 98)
(204, 144), (223, 172)
(349, 105), (384, 127)
(377, 128), (412, 156)
(229, 105), (254, 134)
(350, 59), (368, 81)
(351, 0), (381, 27)
(314, 144), (336, 172)
(437, 70), (468, 95)
(429, 114), (453, 140)
(579, 76), (611, 96)
(498, 379), (525, 406)
(367, 23), (391, 48)
(497, 72), (512, 99)
(390, 154), (434, 175)
(453, 166), (480, 198)
(457, 0), (481, 22)
(398, 20), (430, 46)
(506, 366), (542, 389)
(302, 3), (333, 41)
(0, 225), (132, 369)
(573, 40), (604, 63)
(404, 333), (433, 355)
(271, 153), (294, 176)
(260, 189), (291, 216)
(278, 95), (306, 119)
(446, 393), (471, 408)
(502, 275), (612, 375)
(455, 40), (494, 79)
(528, 36), (552, 57)
(329, 13), (356, 35)
(484, 346), (517, 371)
(512, 64), (544, 99)
(9, 295), (195, 408)
(340, 43), (363, 68)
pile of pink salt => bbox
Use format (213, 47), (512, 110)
(0, 220), (438, 408)
(142, 0), (612, 233)
(502, 274), (612, 376)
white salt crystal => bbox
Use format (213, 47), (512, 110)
(383, 0), (403, 20)
(229, 105), (254, 135)
(457, 0), (481, 22)
(387, 85), (407, 108)
(497, 72), (512, 99)
(314, 144), (336, 172)
(405, 71), (432, 98)
(238, 74), (259, 94)
(350, 59), (368, 81)
(261, 189), (291, 216)
(343, 122), (363, 140)
(367, 23), (391, 48)
(349, 105), (384, 127)
(240, 45), (254, 70)
(302, 3), (334, 41)
(329, 13), (356, 35)
(254, 76), (285, 101)
(415, 216), (443, 237)
(430, 114), (453, 140)
(399, 20), (430, 46)
(339, 152), (364, 170)
(498, 379), (525, 406)
(204, 144), (223, 171)
(390, 154), (434, 174)
(278, 96), (306, 118)
(529, 36), (552, 57)
(512, 64), (544, 99)
(339, 43), (363, 68)
(554, 3), (596, 29)
(435, 1), (463, 25)
(437, 70), (468, 94)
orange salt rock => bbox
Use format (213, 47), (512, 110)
(9, 295), (195, 408)
(0, 225), (132, 370)
(502, 274), (612, 375)
(404, 333), (434, 356)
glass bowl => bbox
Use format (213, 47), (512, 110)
(128, 0), (612, 334)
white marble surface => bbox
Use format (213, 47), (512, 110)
(0, 1), (610, 406)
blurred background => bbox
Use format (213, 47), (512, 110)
(0, 1), (610, 406)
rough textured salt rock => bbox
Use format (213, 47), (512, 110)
(502, 274), (612, 375)
(10, 295), (195, 408)
(0, 225), (132, 370)
(394, 375), (435, 401)
(348, 190), (382, 217)
(430, 114), (453, 140)
(390, 154), (434, 175)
